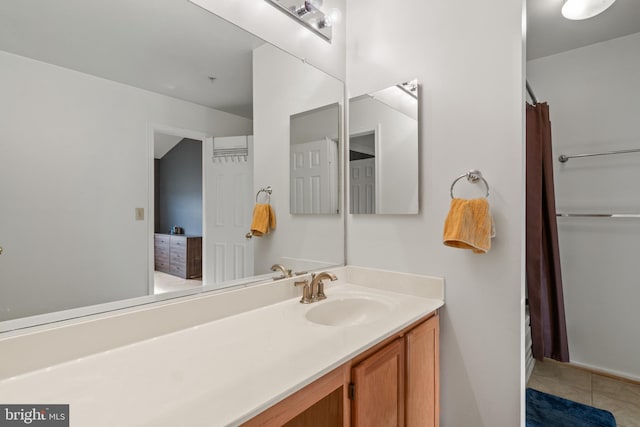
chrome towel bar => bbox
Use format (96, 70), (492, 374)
(256, 186), (272, 203)
(450, 170), (490, 199)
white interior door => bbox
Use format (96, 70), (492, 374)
(290, 137), (338, 214)
(350, 158), (376, 214)
(205, 136), (254, 286)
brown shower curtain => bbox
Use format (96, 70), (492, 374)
(526, 102), (570, 362)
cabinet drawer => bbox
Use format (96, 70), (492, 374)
(155, 259), (170, 273)
(155, 254), (169, 265)
(155, 246), (170, 259)
(170, 263), (186, 278)
(171, 250), (186, 263)
(170, 236), (187, 248)
(154, 234), (171, 246)
(171, 245), (186, 257)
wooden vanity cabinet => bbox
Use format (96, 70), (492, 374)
(242, 312), (439, 427)
(241, 365), (350, 427)
(351, 338), (405, 426)
(405, 314), (440, 427)
(350, 312), (439, 427)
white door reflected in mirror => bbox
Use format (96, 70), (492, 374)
(289, 103), (341, 215)
(349, 80), (419, 215)
(349, 130), (377, 214)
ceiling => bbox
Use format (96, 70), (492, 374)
(0, 0), (264, 118)
(527, 0), (640, 60)
(154, 133), (183, 159)
(3, 0), (638, 103)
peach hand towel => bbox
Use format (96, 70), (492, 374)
(443, 198), (494, 254)
(250, 203), (276, 237)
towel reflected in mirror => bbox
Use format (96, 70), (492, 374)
(250, 203), (276, 237)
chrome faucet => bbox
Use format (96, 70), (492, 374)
(310, 271), (337, 301)
(294, 271), (337, 304)
(271, 264), (292, 280)
(294, 279), (313, 304)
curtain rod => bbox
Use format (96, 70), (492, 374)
(558, 147), (640, 163)
(526, 80), (538, 105)
(557, 213), (640, 218)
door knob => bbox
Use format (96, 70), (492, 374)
(0, 246), (3, 255)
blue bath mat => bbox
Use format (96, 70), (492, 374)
(526, 388), (616, 427)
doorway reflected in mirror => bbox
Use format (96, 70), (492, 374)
(349, 80), (419, 215)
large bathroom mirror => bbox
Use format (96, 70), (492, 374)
(0, 0), (344, 332)
(290, 103), (341, 215)
(349, 80), (419, 214)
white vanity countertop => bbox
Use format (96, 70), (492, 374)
(0, 282), (443, 426)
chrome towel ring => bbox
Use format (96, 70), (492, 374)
(450, 170), (490, 199)
(256, 186), (273, 203)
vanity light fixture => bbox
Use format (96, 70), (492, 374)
(561, 0), (617, 20)
(264, 0), (334, 42)
(398, 80), (418, 100)
(294, 0), (322, 17)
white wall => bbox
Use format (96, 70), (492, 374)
(0, 51), (252, 321)
(527, 32), (640, 380)
(346, 1), (525, 426)
(252, 43), (345, 274)
(290, 104), (340, 144)
(350, 96), (418, 214)
(188, 0), (346, 81)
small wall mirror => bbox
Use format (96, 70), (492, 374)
(349, 80), (419, 214)
(290, 103), (341, 215)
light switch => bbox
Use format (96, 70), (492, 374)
(135, 208), (144, 221)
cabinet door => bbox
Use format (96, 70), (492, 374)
(405, 314), (439, 427)
(352, 338), (404, 427)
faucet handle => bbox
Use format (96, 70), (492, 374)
(310, 271), (337, 302)
(294, 280), (313, 304)
(316, 280), (327, 301)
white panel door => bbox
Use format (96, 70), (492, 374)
(290, 138), (338, 214)
(350, 158), (376, 214)
(206, 136), (253, 286)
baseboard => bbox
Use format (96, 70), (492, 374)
(526, 357), (536, 383)
(543, 358), (640, 385)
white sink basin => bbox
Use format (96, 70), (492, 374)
(305, 296), (393, 326)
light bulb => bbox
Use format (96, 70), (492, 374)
(561, 0), (617, 20)
(326, 7), (342, 24)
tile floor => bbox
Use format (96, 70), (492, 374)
(528, 360), (640, 427)
(153, 271), (202, 294)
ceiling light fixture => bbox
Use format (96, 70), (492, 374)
(561, 0), (617, 20)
